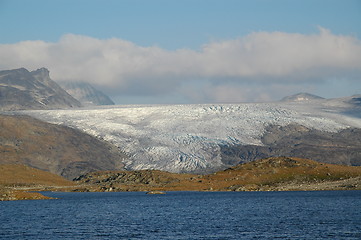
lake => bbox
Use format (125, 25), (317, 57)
(1, 191), (360, 239)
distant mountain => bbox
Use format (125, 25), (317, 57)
(0, 114), (126, 179)
(0, 68), (82, 111)
(281, 92), (361, 107)
(281, 92), (325, 102)
(60, 82), (114, 106)
(331, 94), (361, 107)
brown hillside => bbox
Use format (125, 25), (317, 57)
(0, 164), (74, 186)
(74, 157), (361, 192)
(206, 157), (361, 191)
(0, 114), (126, 179)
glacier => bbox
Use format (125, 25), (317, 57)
(23, 100), (361, 173)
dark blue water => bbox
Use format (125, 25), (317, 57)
(1, 191), (361, 239)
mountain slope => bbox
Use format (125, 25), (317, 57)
(60, 81), (115, 106)
(0, 68), (81, 110)
(221, 124), (361, 167)
(0, 114), (126, 179)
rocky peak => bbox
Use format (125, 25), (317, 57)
(31, 67), (50, 79)
(0, 67), (82, 110)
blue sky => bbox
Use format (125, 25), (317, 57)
(1, 0), (360, 49)
(1, 0), (361, 104)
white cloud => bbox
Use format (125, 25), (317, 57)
(1, 27), (360, 103)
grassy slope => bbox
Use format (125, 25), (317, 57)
(0, 164), (74, 201)
(0, 164), (74, 186)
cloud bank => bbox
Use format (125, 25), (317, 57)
(1, 27), (361, 103)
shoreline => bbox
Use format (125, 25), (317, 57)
(2, 178), (360, 201)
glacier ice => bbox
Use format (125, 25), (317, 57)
(23, 101), (361, 173)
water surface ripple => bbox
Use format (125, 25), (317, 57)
(1, 191), (360, 239)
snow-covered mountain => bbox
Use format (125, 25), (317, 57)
(281, 92), (325, 102)
(23, 95), (361, 173)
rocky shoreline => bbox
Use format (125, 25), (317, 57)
(0, 187), (54, 201)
